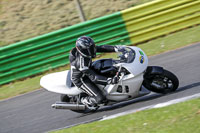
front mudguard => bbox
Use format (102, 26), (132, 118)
(144, 66), (164, 78)
(142, 66), (164, 91)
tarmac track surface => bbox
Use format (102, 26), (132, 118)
(0, 43), (200, 133)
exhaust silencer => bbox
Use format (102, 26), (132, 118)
(51, 102), (86, 110)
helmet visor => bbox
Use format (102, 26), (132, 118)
(80, 45), (96, 58)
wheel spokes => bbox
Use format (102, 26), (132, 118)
(152, 76), (174, 90)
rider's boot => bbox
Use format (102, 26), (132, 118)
(81, 96), (98, 110)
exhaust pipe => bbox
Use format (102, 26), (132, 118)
(52, 102), (86, 110)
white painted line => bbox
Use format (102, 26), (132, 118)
(47, 93), (200, 132)
(46, 117), (103, 133)
(102, 105), (153, 121)
(101, 93), (200, 121)
(153, 93), (200, 108)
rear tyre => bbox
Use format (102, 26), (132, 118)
(60, 94), (70, 102)
(143, 69), (179, 94)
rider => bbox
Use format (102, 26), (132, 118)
(69, 36), (121, 108)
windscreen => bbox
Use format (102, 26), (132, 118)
(118, 47), (136, 63)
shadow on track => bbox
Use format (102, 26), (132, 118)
(176, 82), (200, 92)
(76, 82), (200, 116)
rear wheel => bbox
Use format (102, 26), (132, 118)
(143, 69), (179, 94)
(60, 94), (70, 102)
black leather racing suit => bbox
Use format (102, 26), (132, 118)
(69, 45), (116, 103)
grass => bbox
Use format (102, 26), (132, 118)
(0, 25), (200, 100)
(0, 65), (69, 100)
(0, 0), (155, 47)
(0, 76), (43, 100)
(137, 25), (200, 56)
(0, 41), (5, 46)
(51, 98), (200, 133)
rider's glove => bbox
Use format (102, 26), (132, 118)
(107, 75), (119, 84)
(112, 75), (119, 84)
(114, 45), (124, 52)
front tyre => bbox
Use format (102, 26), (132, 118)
(143, 70), (179, 94)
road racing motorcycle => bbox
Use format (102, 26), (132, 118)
(40, 46), (179, 113)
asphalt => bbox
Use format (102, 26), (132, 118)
(0, 43), (200, 133)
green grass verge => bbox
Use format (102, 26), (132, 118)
(137, 25), (200, 56)
(0, 66), (69, 100)
(0, 76), (43, 100)
(0, 25), (200, 100)
(0, 41), (5, 47)
(52, 98), (200, 133)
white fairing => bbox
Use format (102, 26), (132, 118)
(40, 70), (82, 95)
(105, 46), (148, 101)
(40, 46), (149, 101)
(121, 46), (148, 76)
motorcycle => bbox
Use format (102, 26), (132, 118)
(40, 46), (179, 113)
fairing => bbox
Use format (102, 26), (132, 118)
(40, 70), (82, 95)
(118, 46), (148, 77)
(40, 46), (149, 99)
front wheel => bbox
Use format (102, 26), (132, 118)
(143, 69), (179, 94)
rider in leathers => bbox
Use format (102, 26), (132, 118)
(69, 36), (120, 108)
